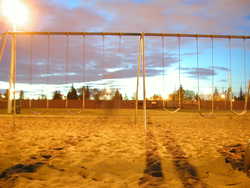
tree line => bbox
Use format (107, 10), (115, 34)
(51, 85), (123, 101)
(150, 85), (248, 101)
(0, 85), (248, 101)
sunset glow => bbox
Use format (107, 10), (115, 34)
(1, 0), (29, 30)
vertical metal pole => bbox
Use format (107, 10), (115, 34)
(8, 34), (16, 114)
(178, 36), (181, 108)
(29, 35), (32, 109)
(0, 35), (7, 63)
(46, 35), (50, 109)
(196, 37), (201, 111)
(243, 39), (247, 111)
(141, 33), (147, 130)
(82, 35), (86, 110)
(13, 38), (16, 115)
(228, 38), (233, 111)
(161, 36), (166, 108)
(65, 35), (69, 108)
(211, 37), (214, 113)
(135, 36), (141, 125)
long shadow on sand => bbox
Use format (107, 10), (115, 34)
(139, 130), (164, 187)
(163, 130), (207, 188)
(0, 163), (44, 179)
(0, 162), (44, 188)
(218, 144), (250, 177)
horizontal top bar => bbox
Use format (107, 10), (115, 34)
(1, 32), (250, 39)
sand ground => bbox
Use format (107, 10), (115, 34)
(0, 109), (250, 188)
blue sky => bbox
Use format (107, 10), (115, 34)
(0, 0), (250, 99)
(51, 0), (82, 9)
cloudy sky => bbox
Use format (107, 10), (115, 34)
(0, 0), (250, 99)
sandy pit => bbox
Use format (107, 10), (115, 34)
(0, 109), (250, 188)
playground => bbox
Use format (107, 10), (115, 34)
(1, 32), (250, 188)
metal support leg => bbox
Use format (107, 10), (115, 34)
(135, 36), (141, 125)
(8, 34), (16, 114)
(141, 33), (147, 130)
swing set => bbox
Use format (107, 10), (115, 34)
(160, 34), (250, 117)
(0, 32), (250, 127)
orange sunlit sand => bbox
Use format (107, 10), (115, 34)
(0, 110), (250, 187)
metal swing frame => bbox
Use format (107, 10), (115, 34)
(46, 35), (50, 109)
(228, 38), (250, 116)
(28, 35), (49, 115)
(61, 35), (88, 113)
(196, 36), (215, 117)
(1, 32), (249, 129)
(81, 35), (86, 110)
(0, 35), (7, 64)
(161, 36), (182, 113)
(64, 34), (87, 114)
